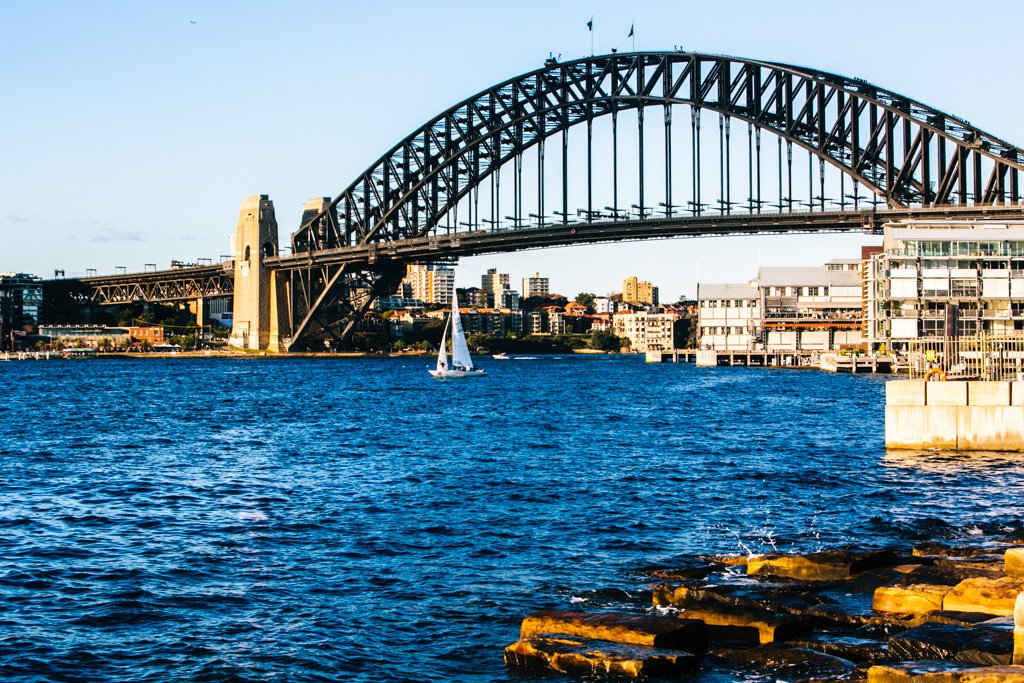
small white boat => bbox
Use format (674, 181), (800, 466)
(492, 352), (510, 360)
(429, 294), (486, 379)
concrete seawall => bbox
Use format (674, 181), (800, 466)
(885, 380), (1024, 451)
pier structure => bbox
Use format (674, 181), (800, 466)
(886, 380), (1024, 451)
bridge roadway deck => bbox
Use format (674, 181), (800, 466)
(266, 205), (1024, 271)
(49, 204), (1024, 304)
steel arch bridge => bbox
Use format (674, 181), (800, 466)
(268, 50), (1024, 351)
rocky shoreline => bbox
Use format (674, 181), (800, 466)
(505, 541), (1024, 681)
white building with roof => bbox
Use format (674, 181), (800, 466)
(696, 283), (760, 350)
(757, 265), (863, 350)
(864, 220), (1024, 347)
(697, 262), (865, 352)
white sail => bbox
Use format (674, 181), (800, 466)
(450, 294), (474, 371)
(436, 316), (449, 372)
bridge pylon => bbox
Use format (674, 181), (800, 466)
(228, 195), (284, 351)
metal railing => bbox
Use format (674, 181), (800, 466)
(905, 334), (1024, 381)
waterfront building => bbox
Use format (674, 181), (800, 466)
(0, 273), (43, 348)
(696, 284), (761, 350)
(403, 263), (455, 305)
(38, 325), (131, 347)
(128, 326), (165, 346)
(864, 220), (1024, 348)
(622, 276), (659, 306)
(697, 261), (863, 352)
(521, 272), (550, 299)
(756, 265), (862, 350)
(612, 309), (682, 352)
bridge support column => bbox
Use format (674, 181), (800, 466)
(191, 297), (208, 327)
(267, 270), (289, 353)
(228, 195), (279, 351)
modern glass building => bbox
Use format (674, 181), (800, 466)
(864, 221), (1024, 347)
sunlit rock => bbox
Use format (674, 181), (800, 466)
(676, 602), (807, 645)
(518, 610), (706, 651)
(944, 578), (1024, 616)
(867, 662), (1024, 682)
(747, 550), (900, 581)
(1014, 593), (1024, 665)
(503, 635), (701, 678)
(874, 584), (953, 614)
(1006, 549), (1024, 578)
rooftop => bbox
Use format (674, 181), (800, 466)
(697, 283), (757, 300)
(756, 266), (860, 288)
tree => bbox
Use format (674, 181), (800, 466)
(590, 329), (623, 352)
(574, 292), (597, 311)
(466, 333), (492, 353)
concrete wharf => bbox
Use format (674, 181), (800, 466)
(645, 349), (893, 373)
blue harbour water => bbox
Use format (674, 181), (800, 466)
(3, 356), (1024, 682)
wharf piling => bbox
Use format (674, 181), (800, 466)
(682, 349), (892, 373)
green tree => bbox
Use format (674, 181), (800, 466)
(590, 329), (623, 352)
(574, 292), (597, 311)
(466, 333), (492, 353)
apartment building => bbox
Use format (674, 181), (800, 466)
(864, 221), (1024, 348)
(612, 310), (681, 352)
(621, 276), (659, 306)
(521, 273), (550, 299)
(403, 263), (455, 305)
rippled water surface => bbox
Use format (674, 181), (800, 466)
(3, 356), (1024, 682)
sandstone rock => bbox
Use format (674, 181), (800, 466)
(1006, 549), (1024, 578)
(788, 632), (890, 664)
(914, 611), (1016, 629)
(867, 662), (1024, 682)
(518, 610), (706, 651)
(653, 582), (829, 618)
(944, 578), (1024, 617)
(874, 584), (952, 614)
(915, 543), (1010, 559)
(674, 602), (808, 645)
(747, 549), (900, 581)
(1014, 593), (1024, 665)
(503, 635), (701, 678)
(710, 644), (855, 678)
(934, 557), (1008, 579)
(888, 622), (1013, 666)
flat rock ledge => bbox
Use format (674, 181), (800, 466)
(506, 543), (1024, 680)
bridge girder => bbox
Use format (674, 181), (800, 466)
(292, 51), (1024, 255)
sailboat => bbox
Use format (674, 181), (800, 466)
(429, 293), (486, 379)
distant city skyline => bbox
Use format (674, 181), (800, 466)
(3, 1), (1021, 301)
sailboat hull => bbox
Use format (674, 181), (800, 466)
(428, 369), (487, 379)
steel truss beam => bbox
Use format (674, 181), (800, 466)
(78, 265), (232, 305)
(292, 51), (1024, 255)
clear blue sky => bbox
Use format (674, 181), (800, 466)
(3, 0), (1022, 300)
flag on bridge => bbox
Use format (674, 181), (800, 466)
(628, 23), (634, 37)
(587, 17), (592, 31)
